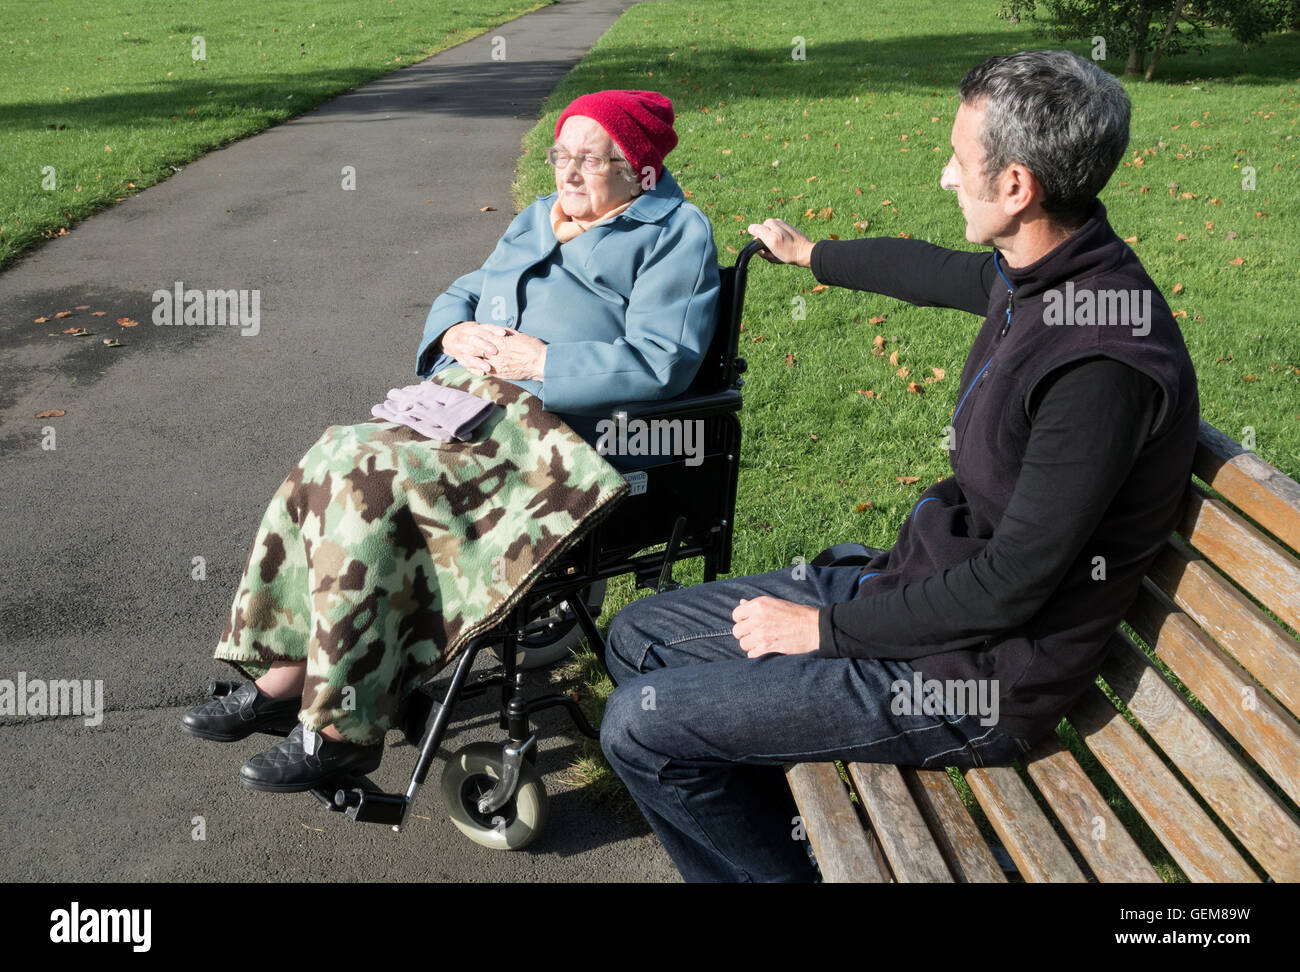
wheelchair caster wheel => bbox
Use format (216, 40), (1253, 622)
(441, 742), (547, 850)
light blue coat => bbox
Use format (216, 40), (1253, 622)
(415, 169), (721, 431)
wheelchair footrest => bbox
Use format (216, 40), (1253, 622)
(323, 780), (408, 826)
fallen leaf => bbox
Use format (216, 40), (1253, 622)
(896, 475), (920, 484)
(931, 367), (946, 380)
(1227, 257), (1244, 266)
(853, 187), (863, 195)
(895, 366), (910, 378)
(102, 338), (122, 347)
(1215, 354), (1233, 363)
(1244, 374), (1258, 381)
(888, 350), (900, 367)
(1175, 233), (1188, 241)
(751, 335), (765, 342)
(1172, 283), (1184, 294)
(1172, 310), (1187, 319)
(117, 317), (138, 327)
(1123, 236), (1138, 244)
(856, 501), (876, 511)
(906, 381), (924, 394)
(810, 284), (828, 294)
(90, 311), (106, 317)
(854, 389), (875, 397)
(881, 199), (892, 206)
(75, 305), (90, 310)
(809, 432), (819, 441)
(479, 205), (495, 212)
(34, 316), (49, 323)
(54, 310), (73, 319)
(785, 353), (796, 367)
(35, 409), (66, 418)
(853, 220), (870, 232)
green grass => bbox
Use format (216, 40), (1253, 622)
(0, 0), (553, 269)
(505, 0), (1300, 879)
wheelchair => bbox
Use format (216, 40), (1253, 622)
(204, 238), (766, 848)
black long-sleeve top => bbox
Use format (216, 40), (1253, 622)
(809, 236), (1158, 660)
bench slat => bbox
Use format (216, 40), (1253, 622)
(964, 766), (1087, 882)
(1147, 536), (1300, 718)
(846, 762), (953, 882)
(1179, 485), (1300, 634)
(1068, 684), (1257, 881)
(1101, 632), (1300, 882)
(1127, 582), (1300, 807)
(1022, 734), (1161, 882)
(784, 762), (889, 882)
(1193, 419), (1300, 554)
(905, 769), (1008, 883)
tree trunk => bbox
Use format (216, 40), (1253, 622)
(1124, 0), (1157, 76)
(1144, 0), (1186, 81)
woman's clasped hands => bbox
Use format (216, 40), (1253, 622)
(441, 321), (548, 381)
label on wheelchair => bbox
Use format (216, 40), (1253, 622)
(623, 470), (648, 496)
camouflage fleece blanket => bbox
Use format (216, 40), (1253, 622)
(213, 367), (629, 744)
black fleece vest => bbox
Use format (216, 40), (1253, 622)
(861, 201), (1201, 741)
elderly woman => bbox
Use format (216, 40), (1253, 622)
(181, 89), (720, 793)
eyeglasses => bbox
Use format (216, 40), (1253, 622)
(545, 147), (628, 174)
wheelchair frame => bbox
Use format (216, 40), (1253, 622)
(307, 238), (766, 834)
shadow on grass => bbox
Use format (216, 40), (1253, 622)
(7, 26), (1296, 138)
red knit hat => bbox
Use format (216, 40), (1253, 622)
(555, 90), (677, 181)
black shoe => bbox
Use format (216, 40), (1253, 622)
(239, 725), (383, 793)
(181, 681), (301, 742)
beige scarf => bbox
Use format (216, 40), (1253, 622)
(550, 195), (637, 243)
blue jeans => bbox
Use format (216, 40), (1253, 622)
(599, 565), (1032, 882)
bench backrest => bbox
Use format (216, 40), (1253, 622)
(1079, 418), (1300, 881)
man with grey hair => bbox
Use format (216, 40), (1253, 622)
(599, 50), (1200, 882)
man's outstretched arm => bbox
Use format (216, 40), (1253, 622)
(746, 219), (996, 315)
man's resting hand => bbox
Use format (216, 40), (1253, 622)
(732, 596), (821, 657)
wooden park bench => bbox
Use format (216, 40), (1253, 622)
(786, 419), (1300, 882)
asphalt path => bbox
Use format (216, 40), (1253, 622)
(0, 0), (682, 882)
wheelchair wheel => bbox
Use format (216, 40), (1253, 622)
(493, 579), (606, 671)
(441, 742), (548, 850)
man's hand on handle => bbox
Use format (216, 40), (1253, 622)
(746, 219), (815, 268)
